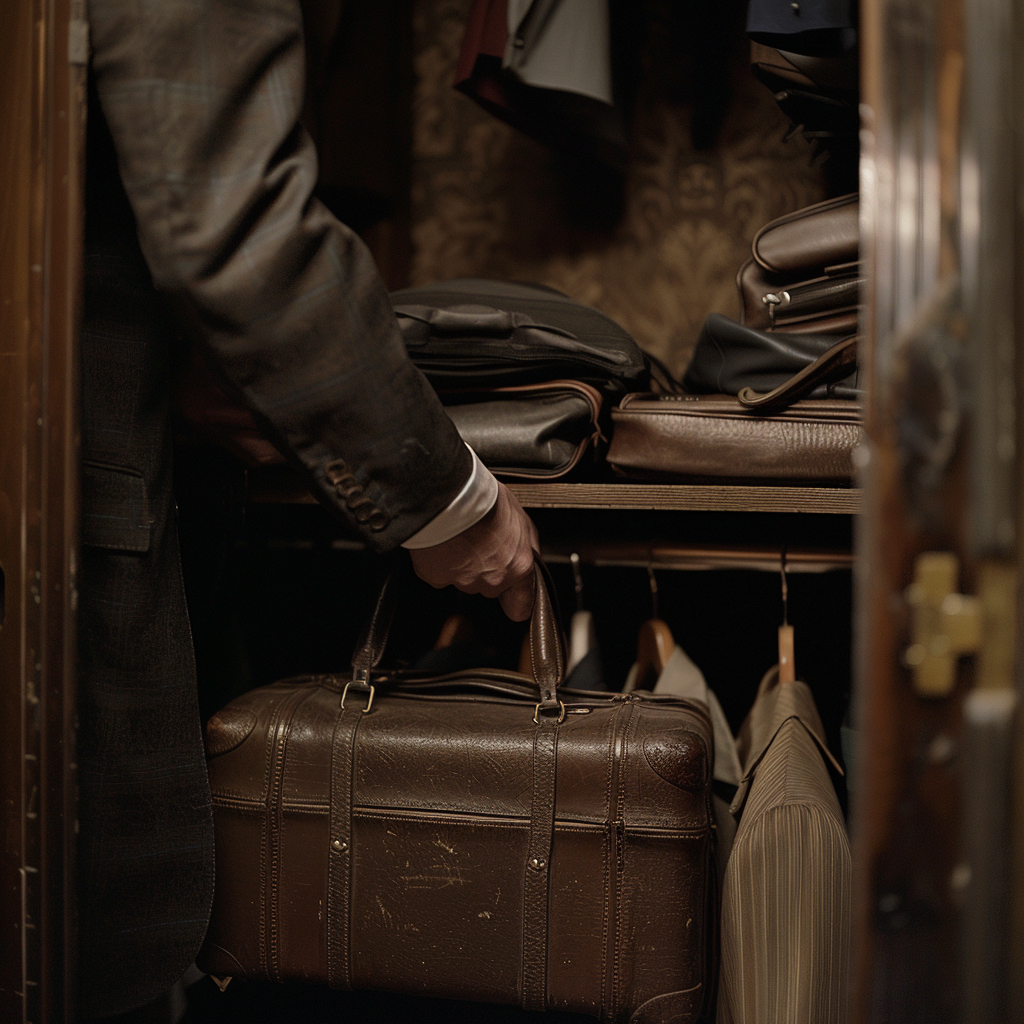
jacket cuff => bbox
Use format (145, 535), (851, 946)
(401, 447), (499, 549)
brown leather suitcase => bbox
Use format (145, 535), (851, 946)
(197, 563), (718, 1023)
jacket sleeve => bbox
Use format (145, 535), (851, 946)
(86, 0), (472, 551)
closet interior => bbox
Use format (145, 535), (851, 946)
(173, 1), (861, 1018)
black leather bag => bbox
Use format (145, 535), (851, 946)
(683, 314), (859, 412)
(390, 279), (650, 400)
(444, 380), (604, 480)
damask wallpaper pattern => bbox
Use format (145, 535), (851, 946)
(409, 0), (828, 376)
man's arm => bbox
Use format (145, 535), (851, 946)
(88, 0), (536, 614)
(89, 0), (463, 546)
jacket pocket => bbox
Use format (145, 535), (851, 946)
(81, 461), (151, 553)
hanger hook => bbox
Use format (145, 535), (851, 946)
(780, 549), (789, 626)
(647, 562), (660, 621)
(570, 552), (584, 613)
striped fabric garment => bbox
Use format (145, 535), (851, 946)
(717, 667), (851, 1024)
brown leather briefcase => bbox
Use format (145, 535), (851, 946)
(197, 562), (717, 1023)
(607, 393), (860, 482)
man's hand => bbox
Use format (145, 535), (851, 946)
(409, 483), (539, 621)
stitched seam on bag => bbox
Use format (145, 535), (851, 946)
(267, 687), (315, 983)
(521, 721), (558, 1012)
(613, 704), (637, 1016)
(258, 696), (287, 978)
(327, 708), (363, 991)
(601, 702), (628, 1019)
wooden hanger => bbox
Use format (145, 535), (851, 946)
(635, 565), (674, 690)
(778, 551), (795, 684)
(433, 613), (474, 651)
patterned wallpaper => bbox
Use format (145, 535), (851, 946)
(409, 0), (827, 377)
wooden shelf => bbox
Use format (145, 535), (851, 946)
(244, 471), (860, 515)
(506, 483), (860, 515)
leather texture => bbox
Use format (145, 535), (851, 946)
(391, 279), (650, 399)
(736, 336), (858, 412)
(683, 314), (859, 402)
(444, 380), (604, 479)
(738, 258), (860, 333)
(608, 393), (860, 482)
(751, 194), (858, 274)
(198, 562), (717, 1023)
(718, 667), (850, 1024)
(739, 194), (860, 334)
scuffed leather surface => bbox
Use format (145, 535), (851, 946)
(609, 393), (860, 481)
(643, 731), (710, 793)
(205, 706), (259, 757)
(628, 984), (704, 1023)
(199, 674), (715, 1021)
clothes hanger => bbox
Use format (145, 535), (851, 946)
(778, 550), (796, 684)
(433, 612), (474, 651)
(634, 564), (674, 690)
(567, 552), (597, 675)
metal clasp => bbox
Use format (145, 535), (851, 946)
(341, 679), (376, 713)
(533, 701), (566, 725)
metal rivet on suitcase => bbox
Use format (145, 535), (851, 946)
(332, 840), (349, 852)
(529, 857), (546, 870)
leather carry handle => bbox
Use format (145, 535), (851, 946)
(737, 333), (859, 412)
(348, 554), (566, 718)
(395, 306), (577, 341)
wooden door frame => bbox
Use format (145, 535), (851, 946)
(855, 0), (1023, 1019)
(1, 0), (85, 1019)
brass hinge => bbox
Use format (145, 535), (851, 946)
(903, 553), (1016, 697)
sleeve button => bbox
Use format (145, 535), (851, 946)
(324, 459), (350, 485)
(368, 511), (389, 532)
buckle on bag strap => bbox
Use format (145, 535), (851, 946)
(341, 670), (376, 714)
(533, 700), (566, 725)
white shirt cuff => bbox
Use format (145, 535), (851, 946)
(401, 446), (499, 550)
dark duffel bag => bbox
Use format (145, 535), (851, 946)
(197, 560), (718, 1023)
(390, 279), (650, 400)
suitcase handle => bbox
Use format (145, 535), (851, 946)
(347, 554), (566, 718)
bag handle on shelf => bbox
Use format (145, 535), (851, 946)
(395, 306), (576, 341)
(737, 333), (859, 412)
(345, 554), (566, 721)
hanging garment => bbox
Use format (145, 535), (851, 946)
(455, 0), (627, 168)
(718, 666), (850, 1024)
(746, 0), (857, 57)
(625, 645), (742, 876)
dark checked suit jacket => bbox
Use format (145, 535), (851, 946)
(80, 0), (469, 1015)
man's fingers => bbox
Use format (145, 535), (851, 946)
(498, 573), (536, 622)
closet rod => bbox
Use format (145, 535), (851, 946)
(540, 543), (854, 574)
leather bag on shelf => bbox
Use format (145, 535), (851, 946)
(683, 314), (859, 403)
(607, 392), (860, 483)
(737, 194), (860, 334)
(443, 379), (604, 479)
(197, 560), (718, 1024)
(609, 317), (860, 482)
(390, 279), (650, 400)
